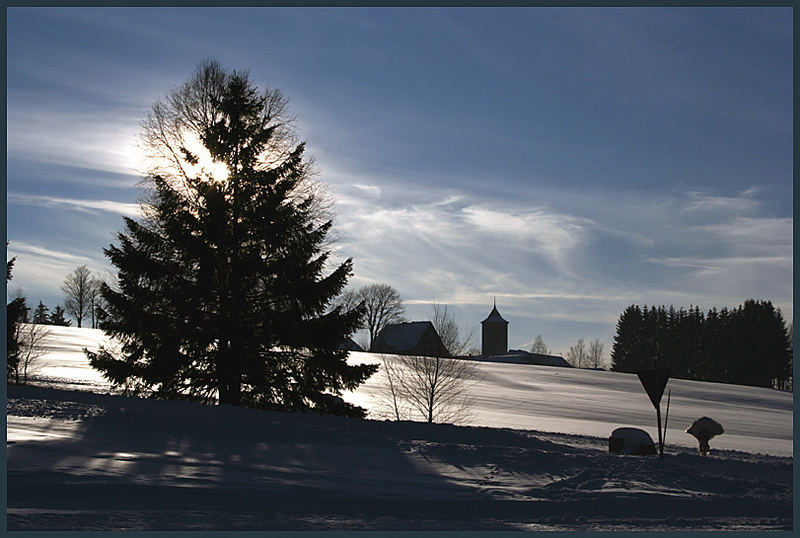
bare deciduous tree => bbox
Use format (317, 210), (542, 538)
(11, 323), (50, 384)
(378, 355), (410, 421)
(359, 284), (405, 350)
(333, 288), (362, 313)
(566, 337), (588, 368)
(62, 265), (93, 328)
(139, 59), (333, 228)
(88, 271), (115, 329)
(587, 338), (606, 369)
(378, 353), (479, 424)
(428, 302), (475, 357)
(399, 354), (479, 423)
(530, 334), (549, 354)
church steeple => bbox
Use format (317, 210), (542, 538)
(481, 300), (508, 356)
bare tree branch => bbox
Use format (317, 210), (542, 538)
(359, 284), (405, 350)
(377, 353), (479, 424)
(428, 302), (475, 356)
(61, 265), (93, 328)
(587, 338), (606, 369)
(13, 323), (50, 384)
(566, 337), (588, 368)
(530, 334), (550, 354)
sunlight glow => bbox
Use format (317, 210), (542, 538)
(181, 130), (230, 183)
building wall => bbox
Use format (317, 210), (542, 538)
(482, 322), (508, 357)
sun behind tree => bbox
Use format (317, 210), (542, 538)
(87, 61), (377, 416)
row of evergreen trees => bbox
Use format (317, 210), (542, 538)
(610, 300), (792, 389)
(25, 301), (72, 326)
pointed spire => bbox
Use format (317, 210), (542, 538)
(482, 299), (508, 324)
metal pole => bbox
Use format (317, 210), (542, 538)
(663, 389), (671, 451)
(656, 405), (663, 458)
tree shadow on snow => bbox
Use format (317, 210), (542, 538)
(7, 385), (523, 530)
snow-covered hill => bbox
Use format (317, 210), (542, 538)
(5, 326), (794, 530)
(346, 352), (793, 457)
(20, 325), (794, 455)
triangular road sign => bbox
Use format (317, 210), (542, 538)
(637, 368), (670, 409)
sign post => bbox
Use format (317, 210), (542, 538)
(636, 367), (670, 458)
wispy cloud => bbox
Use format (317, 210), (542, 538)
(8, 241), (94, 266)
(645, 255), (792, 274)
(683, 188), (760, 214)
(6, 241), (111, 302)
(8, 193), (142, 216)
(351, 183), (381, 198)
(693, 216), (791, 242)
(461, 205), (590, 272)
(7, 106), (144, 177)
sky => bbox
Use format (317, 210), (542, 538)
(6, 7), (794, 357)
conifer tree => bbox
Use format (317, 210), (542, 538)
(32, 301), (50, 324)
(612, 300), (791, 388)
(48, 305), (72, 326)
(6, 253), (25, 380)
(610, 305), (643, 372)
(87, 62), (376, 415)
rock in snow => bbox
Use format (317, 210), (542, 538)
(608, 427), (657, 455)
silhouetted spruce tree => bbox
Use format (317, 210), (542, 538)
(672, 306), (703, 379)
(700, 307), (724, 382)
(48, 305), (72, 327)
(32, 301), (50, 324)
(87, 62), (376, 415)
(726, 300), (790, 388)
(612, 300), (791, 388)
(641, 305), (663, 367)
(610, 305), (644, 372)
(6, 254), (25, 380)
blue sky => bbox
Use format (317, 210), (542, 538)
(6, 7), (793, 357)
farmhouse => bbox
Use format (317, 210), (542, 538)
(371, 321), (450, 357)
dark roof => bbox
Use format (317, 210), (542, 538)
(481, 305), (508, 324)
(337, 338), (364, 352)
(372, 321), (450, 357)
(477, 350), (570, 367)
(374, 321), (434, 351)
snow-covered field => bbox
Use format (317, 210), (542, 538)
(5, 326), (794, 530)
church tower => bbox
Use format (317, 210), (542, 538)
(481, 299), (508, 357)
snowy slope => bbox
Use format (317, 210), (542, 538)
(345, 352), (793, 456)
(15, 325), (794, 456)
(5, 326), (794, 530)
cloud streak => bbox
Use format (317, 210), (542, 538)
(6, 241), (111, 304)
(682, 188), (761, 214)
(8, 193), (142, 216)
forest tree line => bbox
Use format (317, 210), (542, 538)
(610, 300), (792, 389)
